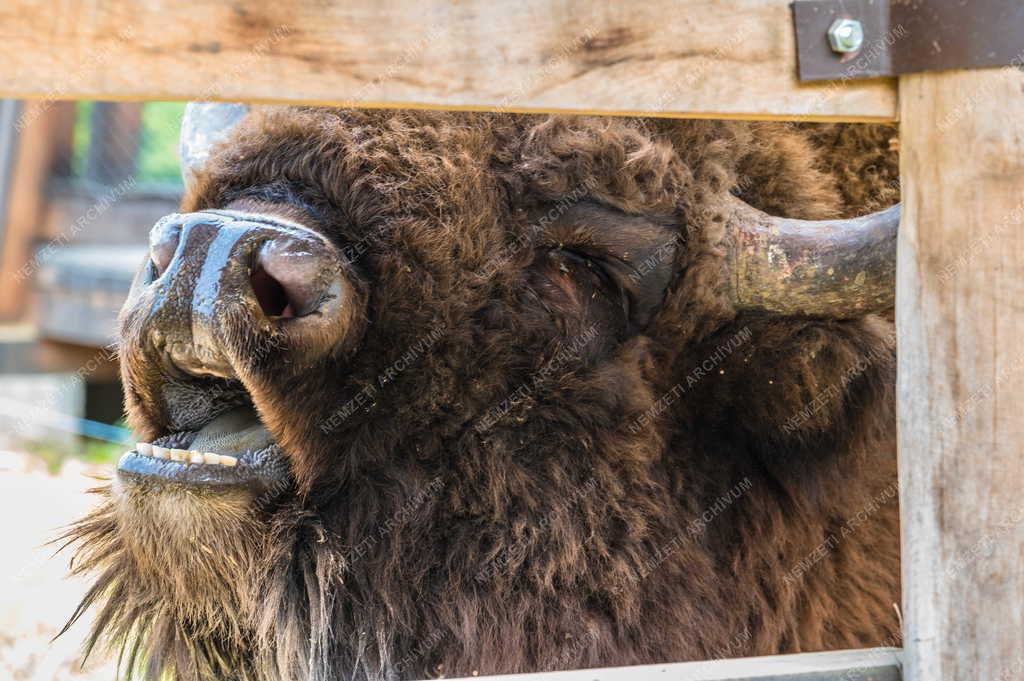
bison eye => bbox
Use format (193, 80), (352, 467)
(529, 202), (679, 331)
(548, 248), (619, 296)
(536, 247), (631, 331)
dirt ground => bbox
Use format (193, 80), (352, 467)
(0, 450), (118, 680)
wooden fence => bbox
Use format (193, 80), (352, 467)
(1, 1), (1021, 679)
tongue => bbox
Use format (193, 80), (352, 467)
(190, 405), (274, 455)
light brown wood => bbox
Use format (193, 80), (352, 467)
(0, 0), (896, 122)
(445, 648), (902, 681)
(0, 337), (118, 379)
(898, 67), (1024, 681)
(0, 102), (76, 321)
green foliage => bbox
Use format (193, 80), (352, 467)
(70, 101), (186, 185)
(137, 102), (187, 184)
(71, 100), (94, 179)
(81, 438), (126, 464)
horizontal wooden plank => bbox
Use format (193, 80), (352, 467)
(36, 244), (145, 347)
(0, 1), (896, 121)
(0, 334), (118, 378)
(444, 648), (902, 681)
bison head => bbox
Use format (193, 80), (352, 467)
(64, 105), (900, 680)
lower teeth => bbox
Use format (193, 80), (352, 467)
(134, 443), (237, 467)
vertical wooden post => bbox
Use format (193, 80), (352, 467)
(0, 101), (75, 321)
(898, 68), (1024, 681)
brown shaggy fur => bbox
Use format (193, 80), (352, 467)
(63, 109), (901, 680)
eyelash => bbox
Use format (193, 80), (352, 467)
(549, 248), (616, 290)
(548, 248), (602, 280)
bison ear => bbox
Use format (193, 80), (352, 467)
(179, 102), (249, 187)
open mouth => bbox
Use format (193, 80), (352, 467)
(117, 404), (291, 494)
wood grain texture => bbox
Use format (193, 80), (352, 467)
(898, 68), (1024, 681)
(448, 647), (902, 680)
(0, 0), (896, 121)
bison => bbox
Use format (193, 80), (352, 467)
(63, 105), (902, 680)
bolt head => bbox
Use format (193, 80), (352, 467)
(828, 18), (864, 54)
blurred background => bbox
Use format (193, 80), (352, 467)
(0, 99), (185, 679)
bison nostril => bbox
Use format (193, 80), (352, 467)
(150, 230), (180, 276)
(250, 265), (296, 319)
(252, 238), (337, 320)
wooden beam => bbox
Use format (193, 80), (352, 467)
(0, 101), (21, 252)
(898, 68), (1024, 680)
(443, 648), (902, 681)
(0, 0), (896, 122)
(0, 337), (118, 379)
(0, 101), (75, 321)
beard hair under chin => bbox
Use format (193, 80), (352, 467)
(58, 482), (272, 681)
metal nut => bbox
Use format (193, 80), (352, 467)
(827, 18), (864, 54)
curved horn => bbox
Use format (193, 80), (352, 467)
(179, 102), (249, 186)
(725, 195), (899, 318)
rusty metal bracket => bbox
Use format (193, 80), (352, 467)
(793, 0), (1024, 82)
